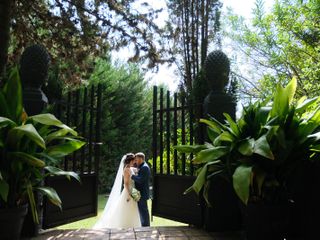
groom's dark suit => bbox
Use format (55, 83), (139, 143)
(131, 161), (150, 226)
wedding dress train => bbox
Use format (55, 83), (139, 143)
(93, 156), (141, 229)
(102, 179), (141, 228)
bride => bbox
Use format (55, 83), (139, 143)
(93, 153), (141, 229)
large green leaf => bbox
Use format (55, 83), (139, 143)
(29, 114), (77, 136)
(296, 96), (319, 113)
(44, 140), (85, 158)
(184, 162), (221, 195)
(7, 124), (45, 149)
(0, 179), (9, 202)
(193, 146), (229, 164)
(203, 182), (211, 207)
(29, 113), (62, 126)
(27, 183), (39, 223)
(223, 113), (240, 137)
(36, 153), (61, 165)
(8, 152), (45, 168)
(297, 96), (307, 106)
(200, 118), (223, 134)
(206, 169), (224, 180)
(270, 78), (297, 120)
(253, 135), (274, 160)
(37, 186), (62, 209)
(45, 166), (81, 182)
(233, 165), (252, 204)
(0, 92), (10, 118)
(214, 131), (235, 145)
(257, 107), (272, 124)
(174, 144), (208, 153)
(45, 129), (73, 143)
(0, 117), (16, 129)
(298, 107), (320, 142)
(238, 138), (255, 156)
(207, 127), (219, 142)
(3, 67), (23, 122)
(270, 84), (287, 120)
(264, 125), (280, 141)
(285, 77), (297, 105)
(254, 168), (266, 196)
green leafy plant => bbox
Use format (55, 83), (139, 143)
(0, 67), (85, 223)
(176, 77), (320, 205)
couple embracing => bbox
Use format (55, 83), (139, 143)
(94, 152), (151, 229)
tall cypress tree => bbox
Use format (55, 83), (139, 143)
(89, 58), (153, 192)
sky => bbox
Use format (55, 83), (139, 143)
(112, 0), (274, 92)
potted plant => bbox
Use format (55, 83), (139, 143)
(176, 78), (320, 239)
(0, 68), (85, 240)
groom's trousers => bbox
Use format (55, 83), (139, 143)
(138, 200), (150, 226)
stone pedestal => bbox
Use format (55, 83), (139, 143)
(19, 44), (50, 237)
(204, 91), (235, 122)
(23, 87), (48, 116)
(201, 50), (242, 232)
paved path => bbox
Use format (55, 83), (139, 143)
(29, 226), (244, 240)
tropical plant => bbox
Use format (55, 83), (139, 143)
(176, 77), (320, 206)
(0, 67), (85, 223)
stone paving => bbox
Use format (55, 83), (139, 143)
(28, 226), (244, 240)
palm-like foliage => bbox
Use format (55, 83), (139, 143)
(176, 77), (320, 205)
(0, 68), (85, 223)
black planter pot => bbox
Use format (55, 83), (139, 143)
(286, 162), (320, 239)
(21, 191), (42, 237)
(203, 176), (242, 232)
(0, 204), (28, 240)
(244, 203), (290, 240)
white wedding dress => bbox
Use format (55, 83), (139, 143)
(93, 156), (141, 229)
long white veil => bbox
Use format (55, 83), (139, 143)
(93, 155), (125, 229)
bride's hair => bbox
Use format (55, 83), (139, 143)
(123, 153), (135, 165)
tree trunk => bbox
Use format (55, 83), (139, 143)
(0, 0), (13, 80)
(200, 0), (206, 68)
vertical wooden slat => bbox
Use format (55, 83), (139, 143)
(94, 84), (102, 215)
(81, 88), (87, 174)
(173, 93), (178, 175)
(64, 92), (72, 170)
(152, 86), (157, 219)
(166, 91), (170, 175)
(55, 98), (63, 169)
(94, 84), (102, 174)
(181, 97), (186, 176)
(88, 85), (95, 173)
(72, 90), (80, 172)
(159, 88), (164, 175)
(152, 86), (158, 176)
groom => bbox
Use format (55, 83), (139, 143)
(131, 152), (151, 226)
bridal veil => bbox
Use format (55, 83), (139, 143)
(93, 155), (125, 229)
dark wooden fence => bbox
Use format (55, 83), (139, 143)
(42, 84), (102, 228)
(152, 86), (204, 226)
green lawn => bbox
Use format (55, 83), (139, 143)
(56, 194), (187, 229)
